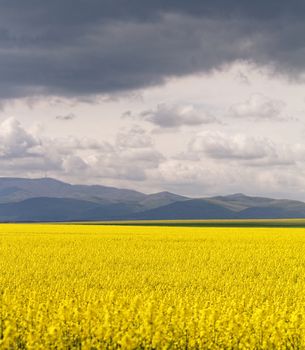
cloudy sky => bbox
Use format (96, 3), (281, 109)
(1, 1), (305, 199)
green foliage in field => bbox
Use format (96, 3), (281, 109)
(1, 224), (305, 349)
(82, 218), (305, 228)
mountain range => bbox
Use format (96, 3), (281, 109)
(0, 177), (305, 221)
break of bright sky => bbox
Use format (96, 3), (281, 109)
(1, 1), (305, 199)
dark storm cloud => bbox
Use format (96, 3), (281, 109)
(0, 0), (305, 99)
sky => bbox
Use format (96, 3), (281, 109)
(1, 1), (305, 199)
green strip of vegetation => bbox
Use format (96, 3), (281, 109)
(73, 219), (305, 228)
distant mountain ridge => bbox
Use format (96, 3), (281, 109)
(0, 177), (146, 204)
(0, 177), (305, 221)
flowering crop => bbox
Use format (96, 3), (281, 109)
(1, 224), (305, 349)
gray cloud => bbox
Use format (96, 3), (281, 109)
(55, 113), (76, 121)
(141, 104), (217, 128)
(0, 1), (305, 100)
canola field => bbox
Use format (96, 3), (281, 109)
(1, 224), (305, 349)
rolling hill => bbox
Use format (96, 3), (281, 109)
(127, 199), (235, 220)
(0, 177), (305, 221)
(0, 177), (146, 204)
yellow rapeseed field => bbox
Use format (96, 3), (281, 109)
(1, 224), (305, 349)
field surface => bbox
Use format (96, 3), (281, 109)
(1, 224), (305, 349)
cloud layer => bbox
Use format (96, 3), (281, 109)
(1, 1), (305, 99)
(0, 118), (163, 183)
(1, 117), (305, 199)
(0, 2), (304, 200)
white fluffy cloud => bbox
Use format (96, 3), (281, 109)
(154, 150), (305, 199)
(86, 126), (163, 181)
(229, 94), (285, 120)
(116, 125), (153, 148)
(0, 118), (163, 182)
(1, 115), (305, 200)
(0, 117), (41, 158)
(189, 131), (298, 166)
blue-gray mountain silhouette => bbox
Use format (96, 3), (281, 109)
(0, 178), (305, 221)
